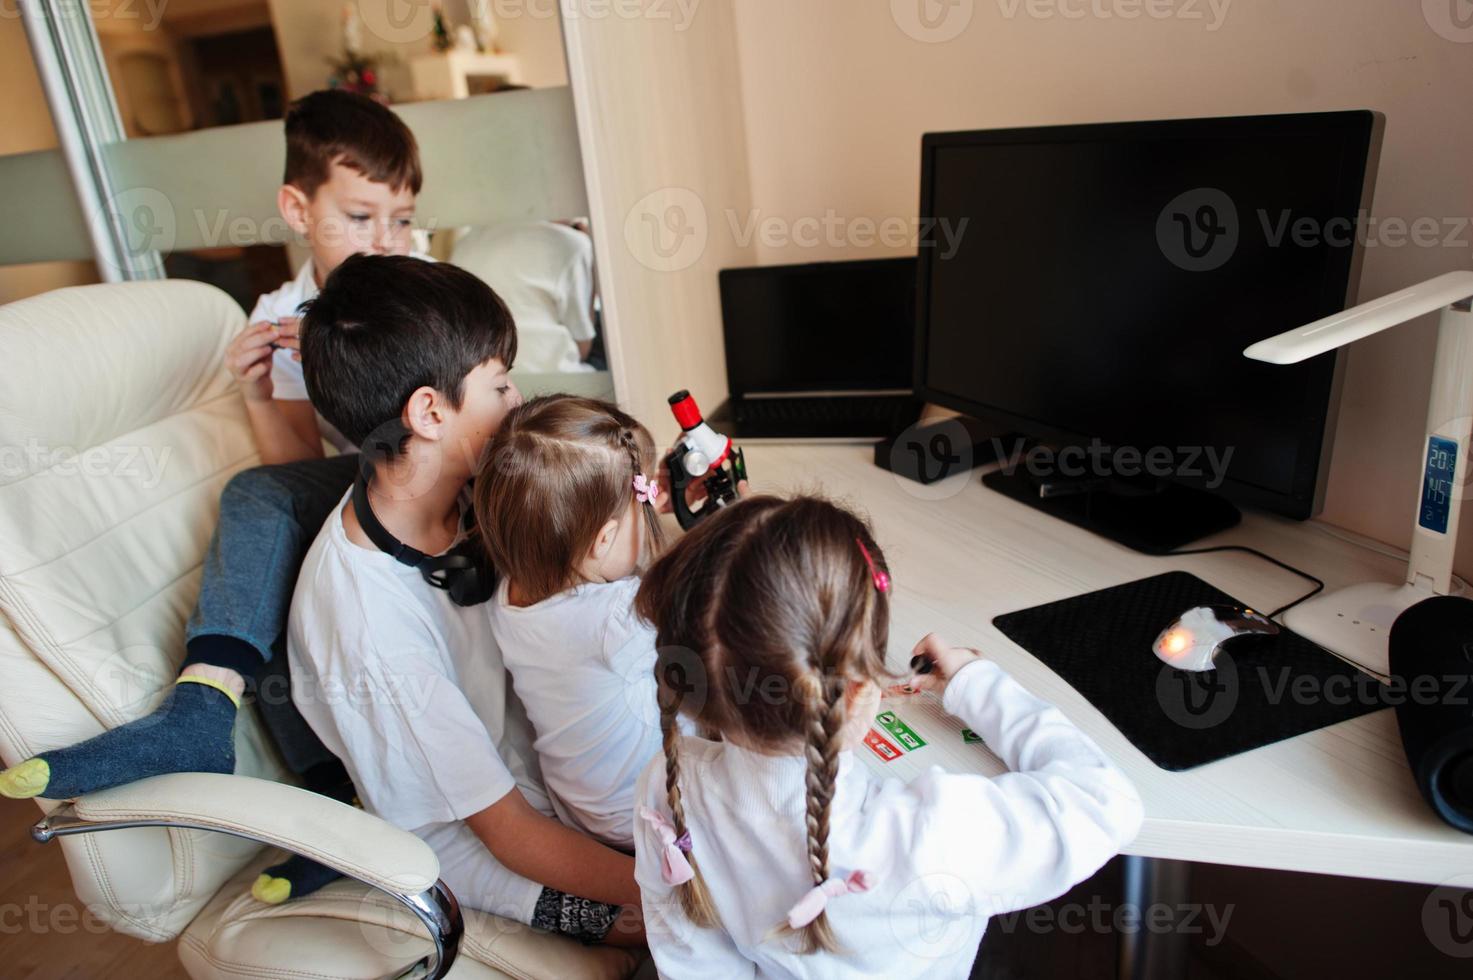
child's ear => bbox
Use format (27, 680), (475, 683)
(841, 679), (882, 744)
(402, 385), (447, 443)
(278, 184), (311, 238)
(589, 517), (620, 563)
(845, 679), (882, 714)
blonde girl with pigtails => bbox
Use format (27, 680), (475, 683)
(473, 393), (670, 851)
(632, 495), (1144, 977)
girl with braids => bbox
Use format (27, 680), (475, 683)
(632, 495), (1143, 977)
(474, 394), (670, 850)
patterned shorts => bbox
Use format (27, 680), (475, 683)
(530, 887), (621, 944)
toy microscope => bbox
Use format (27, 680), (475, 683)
(666, 390), (748, 530)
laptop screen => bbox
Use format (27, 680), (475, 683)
(718, 258), (916, 396)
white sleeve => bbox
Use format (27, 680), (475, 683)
(633, 762), (756, 980)
(890, 660), (1143, 916)
(304, 637), (518, 831)
(248, 280), (297, 325)
(556, 238), (597, 343)
(269, 347), (310, 401)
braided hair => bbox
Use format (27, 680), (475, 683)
(635, 495), (893, 952)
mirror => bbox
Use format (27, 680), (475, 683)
(89, 0), (607, 389)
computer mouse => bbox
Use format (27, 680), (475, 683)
(1152, 604), (1280, 672)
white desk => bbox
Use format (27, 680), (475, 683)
(738, 441), (1473, 889)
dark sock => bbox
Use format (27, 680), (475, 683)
(182, 634), (267, 679)
(0, 679), (237, 800)
(252, 854), (344, 904)
(247, 761), (355, 904)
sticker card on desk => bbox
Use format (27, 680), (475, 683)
(857, 694), (1008, 781)
(874, 710), (928, 751)
(863, 728), (903, 762)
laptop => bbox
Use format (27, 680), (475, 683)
(709, 257), (923, 442)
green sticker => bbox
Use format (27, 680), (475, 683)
(875, 710), (927, 751)
(961, 728), (984, 744)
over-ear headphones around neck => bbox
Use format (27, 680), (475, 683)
(352, 459), (497, 606)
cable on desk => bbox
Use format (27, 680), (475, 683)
(1167, 545), (1390, 680)
(1166, 544), (1324, 619)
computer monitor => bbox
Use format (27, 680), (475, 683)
(915, 111), (1382, 550)
(720, 258), (915, 396)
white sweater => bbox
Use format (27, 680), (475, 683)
(632, 659), (1144, 979)
(488, 575), (662, 849)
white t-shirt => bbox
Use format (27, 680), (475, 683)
(450, 222), (596, 374)
(287, 489), (549, 924)
(634, 660), (1145, 979)
(249, 253), (434, 455)
(487, 575), (663, 850)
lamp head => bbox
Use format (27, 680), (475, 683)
(1244, 270), (1473, 364)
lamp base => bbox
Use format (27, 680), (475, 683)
(1281, 581), (1436, 677)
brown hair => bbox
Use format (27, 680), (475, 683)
(634, 495), (894, 953)
(284, 90), (423, 198)
(474, 394), (666, 606)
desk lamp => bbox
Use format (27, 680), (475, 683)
(1243, 270), (1473, 672)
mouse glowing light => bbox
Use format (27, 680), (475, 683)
(1161, 629), (1192, 657)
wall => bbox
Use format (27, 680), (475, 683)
(728, 0), (1473, 571)
(0, 18), (98, 304)
(562, 0), (756, 427)
(94, 4), (195, 136)
(492, 2), (573, 88)
(267, 0), (569, 101)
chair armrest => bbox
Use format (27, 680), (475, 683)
(33, 772), (462, 980)
(37, 772), (437, 893)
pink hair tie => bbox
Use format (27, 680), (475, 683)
(856, 539), (889, 593)
(785, 870), (874, 929)
(639, 806), (694, 885)
(633, 473), (661, 505)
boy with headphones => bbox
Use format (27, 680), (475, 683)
(286, 255), (642, 944)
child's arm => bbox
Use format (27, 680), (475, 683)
(465, 789), (641, 910)
(897, 634), (1145, 916)
(262, 398), (326, 462)
(632, 764), (756, 978)
(226, 317), (324, 464)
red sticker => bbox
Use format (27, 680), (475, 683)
(864, 728), (903, 762)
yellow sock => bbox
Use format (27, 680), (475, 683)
(0, 758), (51, 799)
(252, 873), (292, 905)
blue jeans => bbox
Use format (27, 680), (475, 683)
(184, 454), (358, 772)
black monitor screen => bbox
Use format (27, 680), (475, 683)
(917, 112), (1380, 517)
(721, 258), (915, 395)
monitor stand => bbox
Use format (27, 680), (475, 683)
(982, 467), (1241, 554)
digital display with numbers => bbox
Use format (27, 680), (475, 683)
(1419, 435), (1458, 534)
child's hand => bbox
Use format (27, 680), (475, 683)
(226, 320), (284, 403)
(273, 316), (302, 363)
(900, 633), (982, 694)
(654, 444), (753, 516)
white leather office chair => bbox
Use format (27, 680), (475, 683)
(0, 280), (638, 979)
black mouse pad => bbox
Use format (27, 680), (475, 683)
(992, 571), (1389, 771)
